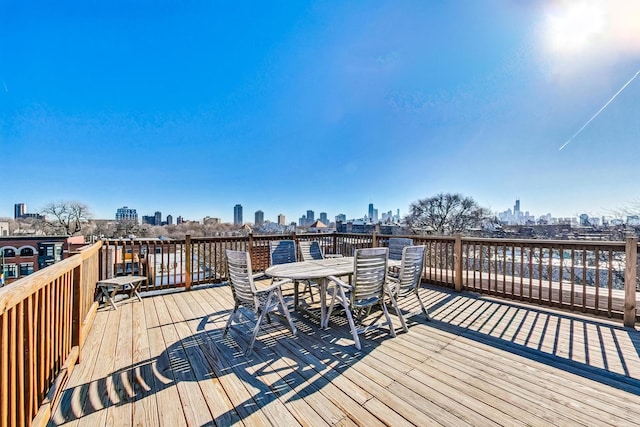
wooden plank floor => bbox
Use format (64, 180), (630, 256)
(51, 283), (640, 426)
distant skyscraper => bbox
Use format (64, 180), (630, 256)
(306, 210), (315, 224)
(514, 199), (520, 215)
(368, 203), (374, 221)
(177, 216), (184, 224)
(166, 215), (173, 225)
(335, 213), (346, 223)
(320, 212), (328, 224)
(154, 211), (162, 226)
(255, 210), (264, 225)
(14, 203), (26, 219)
(277, 214), (286, 225)
(115, 206), (138, 222)
(234, 204), (243, 225)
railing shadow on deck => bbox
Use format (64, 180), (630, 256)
(421, 287), (640, 395)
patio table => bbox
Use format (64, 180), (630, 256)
(97, 275), (147, 310)
(265, 257), (400, 328)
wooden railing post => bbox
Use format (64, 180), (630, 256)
(332, 232), (338, 255)
(624, 236), (637, 327)
(454, 234), (463, 292)
(372, 231), (378, 248)
(185, 234), (192, 291)
(72, 264), (83, 361)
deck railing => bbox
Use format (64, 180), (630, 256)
(2, 233), (639, 426)
(98, 233), (638, 324)
(0, 241), (102, 427)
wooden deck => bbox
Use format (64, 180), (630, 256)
(51, 282), (640, 426)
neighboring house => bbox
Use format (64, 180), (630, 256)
(0, 235), (86, 286)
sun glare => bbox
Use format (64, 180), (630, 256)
(545, 1), (605, 54)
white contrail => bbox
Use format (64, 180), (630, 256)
(559, 69), (640, 151)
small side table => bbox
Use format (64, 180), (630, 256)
(97, 275), (147, 310)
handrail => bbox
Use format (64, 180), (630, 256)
(0, 241), (102, 427)
(97, 233), (637, 323)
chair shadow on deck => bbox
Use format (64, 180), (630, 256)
(50, 302), (400, 426)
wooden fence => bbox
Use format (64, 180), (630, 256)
(98, 233), (638, 324)
(0, 241), (102, 427)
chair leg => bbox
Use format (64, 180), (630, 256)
(277, 289), (297, 336)
(416, 290), (431, 321)
(325, 287), (339, 328)
(388, 291), (408, 333)
(247, 303), (269, 356)
(334, 286), (361, 350)
(223, 304), (239, 337)
(380, 301), (396, 337)
(305, 281), (315, 303)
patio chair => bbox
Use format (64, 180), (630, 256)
(299, 240), (324, 261)
(269, 240), (314, 306)
(388, 237), (414, 261)
(223, 249), (297, 356)
(325, 247), (407, 350)
(386, 245), (429, 325)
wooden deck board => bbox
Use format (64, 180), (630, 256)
(52, 284), (640, 426)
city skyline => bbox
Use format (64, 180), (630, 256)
(5, 198), (635, 227)
(2, 2), (639, 222)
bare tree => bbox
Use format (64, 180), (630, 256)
(40, 201), (93, 236)
(404, 193), (490, 235)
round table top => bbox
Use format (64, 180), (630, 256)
(264, 257), (355, 280)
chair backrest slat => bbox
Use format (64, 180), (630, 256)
(299, 241), (324, 261)
(388, 237), (414, 261)
(269, 240), (297, 265)
(352, 247), (388, 305)
(226, 249), (257, 307)
(398, 245), (426, 295)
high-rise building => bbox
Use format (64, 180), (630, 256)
(277, 214), (286, 225)
(306, 210), (315, 224)
(14, 203), (26, 219)
(255, 210), (264, 226)
(141, 215), (155, 225)
(368, 203), (374, 221)
(177, 216), (184, 224)
(166, 215), (173, 225)
(335, 213), (346, 223)
(320, 212), (328, 224)
(234, 204), (243, 225)
(154, 211), (162, 226)
(115, 206), (138, 222)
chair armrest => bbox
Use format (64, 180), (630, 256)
(325, 254), (343, 258)
(256, 277), (293, 294)
(326, 275), (352, 290)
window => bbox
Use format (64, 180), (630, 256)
(20, 248), (34, 256)
(3, 248), (15, 257)
(19, 263), (34, 276)
(4, 264), (17, 278)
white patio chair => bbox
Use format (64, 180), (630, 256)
(223, 249), (297, 356)
(386, 245), (429, 325)
(325, 247), (407, 350)
(269, 240), (314, 306)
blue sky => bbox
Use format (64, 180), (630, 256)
(1, 1), (639, 223)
